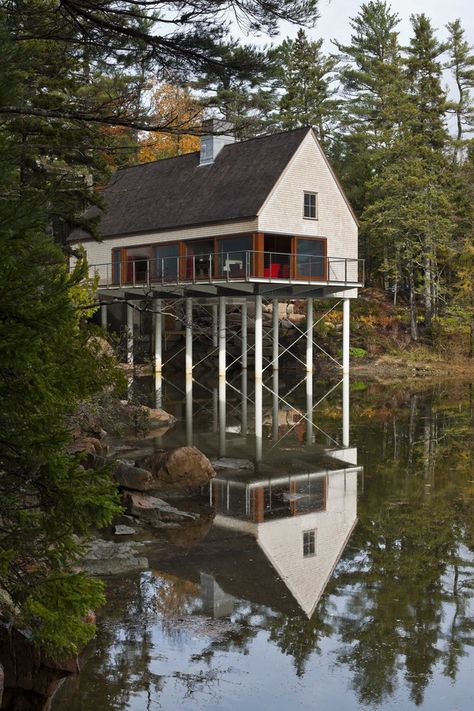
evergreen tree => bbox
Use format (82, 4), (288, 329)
(405, 14), (454, 335)
(191, 41), (276, 139)
(333, 1), (403, 275)
(0, 18), (125, 655)
(274, 29), (339, 147)
(446, 19), (474, 157)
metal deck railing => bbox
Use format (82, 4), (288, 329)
(88, 250), (364, 289)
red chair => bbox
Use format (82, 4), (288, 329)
(264, 264), (281, 278)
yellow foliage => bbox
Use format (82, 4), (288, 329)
(139, 84), (202, 163)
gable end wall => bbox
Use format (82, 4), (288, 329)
(257, 131), (358, 261)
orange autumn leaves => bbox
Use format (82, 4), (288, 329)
(138, 84), (202, 163)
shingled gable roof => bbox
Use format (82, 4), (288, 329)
(71, 126), (311, 240)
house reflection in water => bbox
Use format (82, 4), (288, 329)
(202, 457), (359, 619)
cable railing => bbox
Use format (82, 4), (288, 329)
(90, 250), (364, 288)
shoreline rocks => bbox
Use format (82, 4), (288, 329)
(0, 622), (78, 711)
(122, 491), (200, 528)
(141, 446), (215, 495)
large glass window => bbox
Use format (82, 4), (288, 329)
(296, 238), (326, 279)
(186, 240), (214, 279)
(217, 235), (251, 278)
(154, 244), (179, 281)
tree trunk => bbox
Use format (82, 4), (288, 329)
(424, 253), (433, 336)
(408, 267), (418, 341)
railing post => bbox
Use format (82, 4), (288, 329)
(132, 260), (136, 287)
(161, 257), (164, 285)
(192, 255), (196, 283)
(226, 253), (229, 282)
(209, 253), (212, 282)
(345, 258), (347, 285)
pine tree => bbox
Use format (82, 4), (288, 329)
(191, 41), (276, 139)
(446, 19), (474, 158)
(334, 1), (404, 278)
(0, 12), (125, 657)
(405, 14), (454, 335)
(274, 29), (339, 147)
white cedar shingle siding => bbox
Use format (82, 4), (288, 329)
(257, 131), (358, 261)
(73, 219), (258, 267)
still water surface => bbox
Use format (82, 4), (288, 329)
(52, 375), (473, 710)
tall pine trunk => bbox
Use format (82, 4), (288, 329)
(424, 252), (433, 336)
(408, 266), (418, 341)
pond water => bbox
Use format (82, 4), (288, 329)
(51, 374), (474, 711)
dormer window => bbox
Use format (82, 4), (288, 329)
(304, 191), (317, 219)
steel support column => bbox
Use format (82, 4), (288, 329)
(101, 303), (107, 331)
(186, 373), (193, 446)
(272, 371), (279, 441)
(212, 303), (218, 348)
(306, 373), (313, 447)
(255, 295), (263, 463)
(241, 371), (248, 436)
(219, 296), (226, 379)
(272, 298), (279, 371)
(306, 298), (313, 373)
(126, 303), (134, 366)
(241, 300), (248, 369)
(154, 298), (162, 374)
(343, 298), (350, 375)
(343, 372), (350, 447)
(219, 376), (226, 457)
(185, 297), (193, 376)
(255, 295), (263, 381)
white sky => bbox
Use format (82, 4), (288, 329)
(235, 0), (473, 53)
(231, 0), (473, 101)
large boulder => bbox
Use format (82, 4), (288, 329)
(142, 446), (215, 495)
(145, 407), (176, 427)
(112, 460), (155, 491)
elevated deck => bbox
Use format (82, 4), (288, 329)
(90, 250), (364, 299)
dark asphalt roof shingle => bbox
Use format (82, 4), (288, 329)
(71, 127), (311, 239)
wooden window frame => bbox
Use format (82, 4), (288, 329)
(293, 236), (327, 281)
(303, 191), (318, 220)
(303, 529), (317, 557)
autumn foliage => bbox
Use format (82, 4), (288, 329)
(139, 84), (202, 162)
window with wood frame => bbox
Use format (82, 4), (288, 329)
(303, 191), (317, 219)
(295, 237), (326, 279)
(303, 529), (316, 557)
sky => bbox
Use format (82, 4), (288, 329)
(231, 0), (473, 101)
(235, 0), (473, 52)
